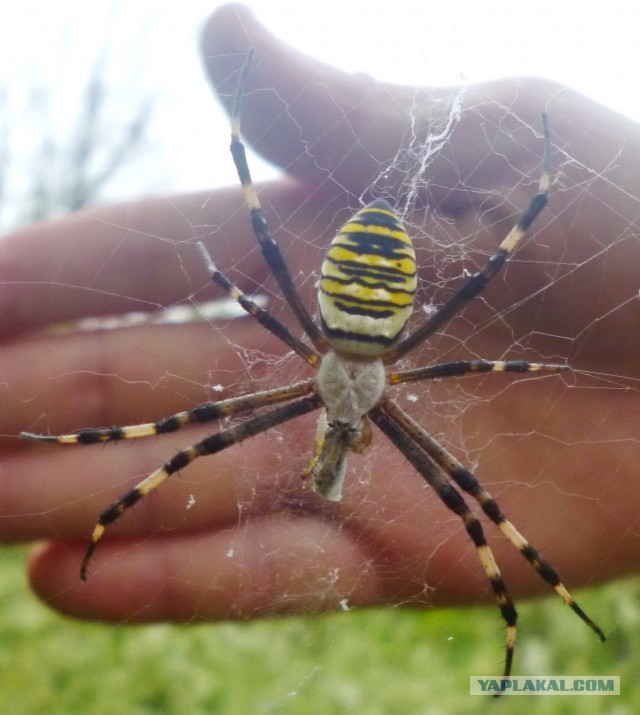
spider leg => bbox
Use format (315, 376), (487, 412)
(228, 50), (328, 353)
(21, 379), (315, 445)
(384, 115), (551, 364)
(80, 393), (322, 580)
(197, 241), (320, 367)
(389, 359), (569, 385)
(369, 399), (519, 678)
(380, 398), (606, 643)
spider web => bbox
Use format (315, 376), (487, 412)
(1, 7), (639, 709)
(12, 74), (638, 605)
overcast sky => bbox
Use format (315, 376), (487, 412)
(0, 0), (637, 206)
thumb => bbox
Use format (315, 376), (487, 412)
(200, 6), (561, 210)
(200, 3), (417, 196)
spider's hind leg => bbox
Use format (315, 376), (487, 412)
(370, 401), (519, 678)
(379, 398), (606, 644)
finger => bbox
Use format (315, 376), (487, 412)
(4, 315), (301, 439)
(201, 5), (562, 206)
(16, 374), (639, 615)
(2, 417), (318, 543)
(1, 320), (317, 541)
(29, 516), (382, 621)
(0, 178), (315, 337)
(201, 4), (413, 196)
(27, 421), (633, 623)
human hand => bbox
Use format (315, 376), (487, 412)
(1, 4), (638, 624)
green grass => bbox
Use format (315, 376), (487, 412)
(1, 546), (636, 714)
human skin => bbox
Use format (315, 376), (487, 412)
(0, 4), (638, 627)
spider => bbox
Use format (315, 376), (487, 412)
(22, 51), (605, 678)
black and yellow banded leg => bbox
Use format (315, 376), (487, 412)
(384, 115), (551, 364)
(80, 393), (322, 579)
(197, 241), (320, 367)
(21, 379), (316, 445)
(379, 399), (606, 643)
(369, 401), (519, 678)
(227, 50), (328, 353)
(388, 359), (569, 385)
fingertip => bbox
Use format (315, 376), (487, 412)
(200, 4), (266, 114)
(28, 539), (179, 621)
(199, 5), (431, 199)
(28, 541), (88, 613)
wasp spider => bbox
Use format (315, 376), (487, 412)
(22, 52), (605, 677)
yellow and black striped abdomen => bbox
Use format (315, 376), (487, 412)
(319, 199), (417, 356)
